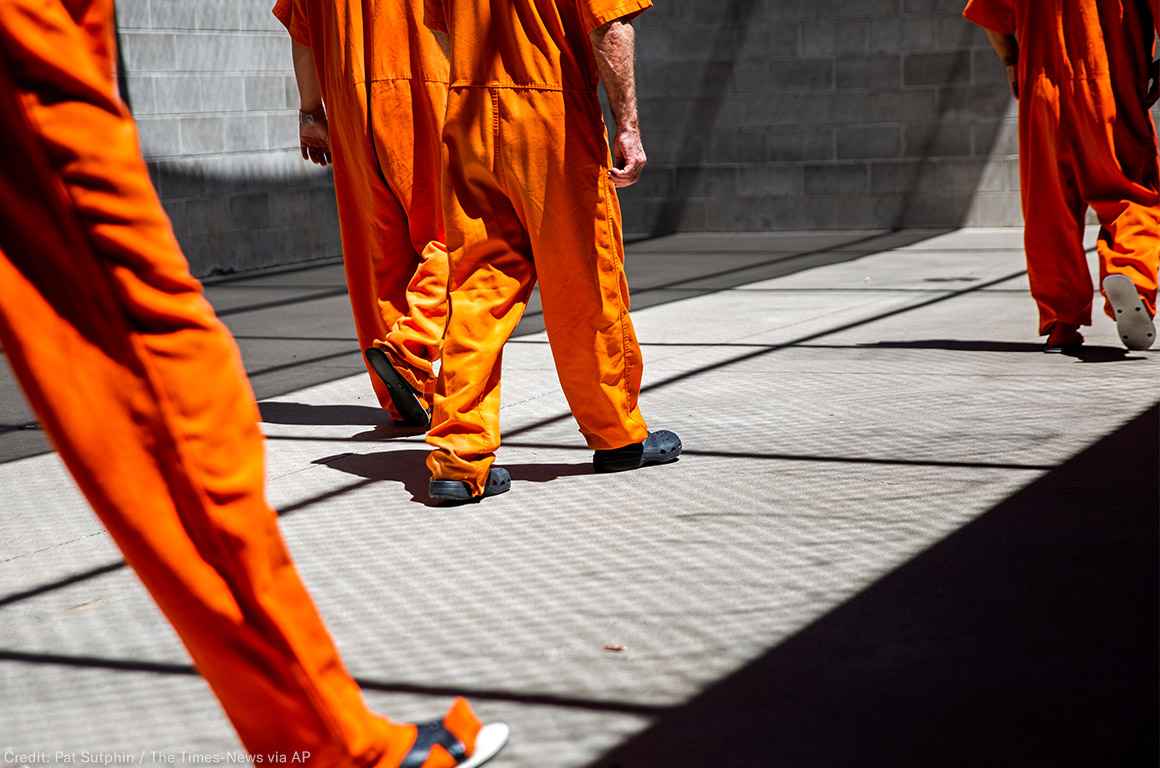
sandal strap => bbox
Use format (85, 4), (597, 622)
(400, 719), (469, 767)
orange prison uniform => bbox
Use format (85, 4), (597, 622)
(424, 0), (653, 494)
(273, 0), (450, 413)
(0, 2), (467, 764)
(964, 0), (1160, 334)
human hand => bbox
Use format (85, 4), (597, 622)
(610, 126), (646, 188)
(1145, 59), (1160, 109)
(299, 107), (331, 166)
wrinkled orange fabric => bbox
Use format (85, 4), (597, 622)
(0, 3), (471, 765)
(965, 0), (1160, 333)
(424, 0), (652, 495)
(273, 0), (450, 409)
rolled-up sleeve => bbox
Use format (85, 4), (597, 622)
(578, 0), (652, 34)
(963, 0), (1015, 35)
(272, 0), (311, 45)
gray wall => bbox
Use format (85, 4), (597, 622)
(117, 0), (341, 277)
(621, 0), (1022, 236)
(115, 0), (1022, 274)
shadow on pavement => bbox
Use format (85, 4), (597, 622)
(259, 401), (391, 426)
(589, 403), (1160, 768)
(313, 449), (593, 506)
(861, 339), (1141, 363)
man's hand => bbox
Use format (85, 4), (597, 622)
(591, 19), (645, 188)
(299, 108), (331, 166)
(610, 126), (646, 188)
(1145, 59), (1160, 108)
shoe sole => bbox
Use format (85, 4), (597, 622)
(365, 348), (431, 427)
(429, 474), (512, 504)
(1104, 275), (1156, 350)
(460, 723), (510, 767)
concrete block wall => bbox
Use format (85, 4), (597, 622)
(117, 0), (340, 276)
(621, 0), (1023, 236)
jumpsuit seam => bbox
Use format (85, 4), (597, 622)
(449, 81), (594, 93)
(355, 76), (450, 86)
(598, 170), (634, 420)
(3, 56), (352, 751)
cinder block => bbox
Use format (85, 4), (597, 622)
(737, 164), (803, 196)
(805, 164), (868, 194)
(116, 0), (151, 29)
(123, 76), (157, 116)
(763, 60), (835, 91)
(179, 117), (225, 155)
(135, 117), (181, 159)
(837, 125), (901, 160)
(973, 118), (1019, 157)
(903, 52), (970, 86)
(225, 115), (269, 152)
(799, 21), (869, 57)
(836, 54), (901, 90)
(837, 0), (902, 19)
(676, 166), (739, 198)
(244, 76), (292, 110)
(266, 112), (299, 151)
(903, 121), (972, 157)
(971, 49), (1009, 84)
(121, 33), (179, 72)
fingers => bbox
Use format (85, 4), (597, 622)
(300, 138), (331, 167)
(609, 156), (644, 188)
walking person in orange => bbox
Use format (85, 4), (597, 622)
(422, 0), (683, 503)
(965, 0), (1160, 352)
(0, 1), (506, 764)
(273, 0), (451, 426)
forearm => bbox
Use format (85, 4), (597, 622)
(590, 20), (639, 132)
(291, 41), (323, 113)
(985, 30), (1018, 66)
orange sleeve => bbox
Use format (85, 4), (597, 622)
(963, 0), (1015, 35)
(578, 0), (652, 33)
(424, 0), (448, 33)
(272, 0), (311, 46)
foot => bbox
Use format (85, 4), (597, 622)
(429, 467), (511, 505)
(593, 430), (683, 474)
(1043, 324), (1084, 354)
(365, 347), (431, 428)
(399, 697), (510, 768)
(1103, 274), (1156, 350)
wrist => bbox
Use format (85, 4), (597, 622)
(299, 105), (326, 126)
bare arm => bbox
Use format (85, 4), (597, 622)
(983, 29), (1020, 99)
(291, 40), (330, 166)
(590, 19), (644, 188)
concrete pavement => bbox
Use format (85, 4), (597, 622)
(1, 229), (1156, 766)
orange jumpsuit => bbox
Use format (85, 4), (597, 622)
(424, 0), (653, 495)
(964, 0), (1160, 334)
(273, 0), (450, 413)
(0, 2), (478, 765)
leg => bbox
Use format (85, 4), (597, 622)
(498, 90), (649, 450)
(371, 80), (450, 401)
(427, 88), (535, 497)
(1020, 76), (1091, 335)
(0, 5), (488, 764)
(327, 88), (426, 417)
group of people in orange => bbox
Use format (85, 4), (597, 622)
(0, 0), (1158, 765)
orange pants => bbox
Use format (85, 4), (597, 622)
(326, 77), (449, 409)
(1019, 69), (1160, 335)
(427, 88), (650, 494)
(0, 2), (433, 763)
